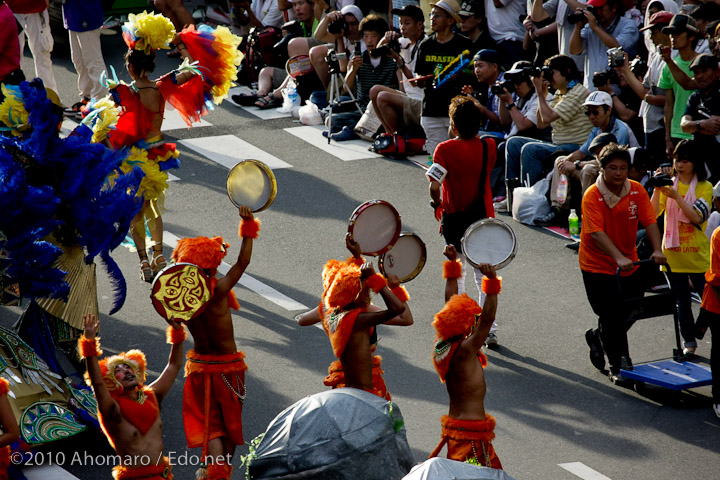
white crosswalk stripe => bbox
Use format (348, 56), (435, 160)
(161, 107), (212, 131)
(180, 134), (293, 170)
(559, 462), (613, 480)
(228, 86), (291, 120)
(284, 125), (381, 161)
(22, 465), (80, 479)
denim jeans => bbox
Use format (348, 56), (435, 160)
(670, 272), (706, 348)
(505, 136), (579, 186)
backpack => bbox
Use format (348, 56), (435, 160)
(372, 133), (426, 159)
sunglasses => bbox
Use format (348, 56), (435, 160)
(585, 109), (603, 116)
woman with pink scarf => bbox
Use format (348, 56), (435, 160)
(651, 139), (713, 356)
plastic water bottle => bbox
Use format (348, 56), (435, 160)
(287, 81), (299, 107)
(568, 209), (579, 235)
(556, 174), (568, 203)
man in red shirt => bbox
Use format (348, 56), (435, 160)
(579, 143), (666, 385)
(427, 95), (499, 347)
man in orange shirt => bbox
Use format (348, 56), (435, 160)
(579, 144), (666, 385)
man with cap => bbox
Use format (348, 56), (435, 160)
(569, 0), (640, 91)
(370, 4), (428, 136)
(537, 90), (638, 226)
(458, 1), (495, 53)
(658, 14), (700, 158)
(463, 49), (508, 135)
(681, 53), (720, 182)
(413, 0), (472, 157)
(482, 0), (527, 69)
(311, 4), (364, 88)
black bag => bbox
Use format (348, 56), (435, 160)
(372, 133), (426, 159)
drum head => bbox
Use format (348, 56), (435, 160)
(348, 200), (402, 256)
(461, 218), (517, 270)
(226, 160), (277, 212)
(378, 233), (426, 283)
(151, 263), (211, 322)
(286, 55), (313, 78)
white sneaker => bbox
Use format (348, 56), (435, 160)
(485, 332), (498, 349)
(713, 404), (720, 419)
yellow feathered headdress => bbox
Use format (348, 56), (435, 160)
(123, 11), (175, 53)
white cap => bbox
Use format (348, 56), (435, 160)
(713, 180), (720, 197)
(582, 91), (613, 107)
(341, 5), (364, 23)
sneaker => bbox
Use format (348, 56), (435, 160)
(63, 99), (89, 119)
(330, 126), (359, 142)
(609, 371), (633, 387)
(493, 201), (508, 213)
(485, 332), (498, 349)
(585, 328), (606, 371)
(565, 242), (580, 251)
(713, 404), (720, 419)
(620, 356), (634, 371)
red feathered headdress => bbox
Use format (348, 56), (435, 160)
(432, 293), (482, 341)
(172, 236), (229, 273)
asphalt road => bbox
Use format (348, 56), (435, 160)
(2, 32), (719, 480)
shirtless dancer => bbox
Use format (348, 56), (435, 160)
(78, 313), (186, 480)
(297, 235), (411, 398)
(171, 206), (259, 480)
(428, 245), (503, 469)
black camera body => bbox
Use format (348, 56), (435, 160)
(646, 173), (674, 188)
(491, 80), (516, 95)
(567, 5), (595, 25)
(592, 69), (619, 87)
(328, 17), (348, 35)
(370, 38), (401, 59)
(629, 56), (648, 79)
(529, 65), (553, 79)
(607, 47), (625, 68)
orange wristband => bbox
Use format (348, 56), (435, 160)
(239, 218), (261, 239)
(364, 273), (387, 293)
(443, 260), (462, 279)
(167, 325), (187, 344)
(481, 276), (502, 295)
(391, 285), (410, 302)
(78, 335), (102, 358)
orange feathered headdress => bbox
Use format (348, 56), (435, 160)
(432, 293), (482, 341)
(323, 261), (363, 310)
(88, 349), (148, 393)
(172, 236), (229, 273)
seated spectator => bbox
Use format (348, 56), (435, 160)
(569, 0), (640, 91)
(325, 14), (402, 141)
(232, 0), (286, 32)
(537, 91), (638, 226)
(505, 54), (593, 200)
(483, 0), (527, 69)
(681, 54), (720, 182)
(458, 0), (495, 53)
(462, 49), (507, 136)
(530, 0), (586, 71)
(311, 4), (364, 88)
(414, 0), (472, 156)
(370, 4), (427, 137)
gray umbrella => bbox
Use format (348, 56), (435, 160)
(403, 457), (517, 480)
(248, 389), (415, 479)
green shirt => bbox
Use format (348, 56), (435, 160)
(658, 56), (696, 140)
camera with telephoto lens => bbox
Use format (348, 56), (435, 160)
(370, 38), (401, 58)
(567, 5), (595, 24)
(529, 65), (553, 79)
(491, 79), (516, 95)
(592, 69), (619, 87)
(328, 17), (348, 35)
(646, 173), (674, 188)
(607, 47), (625, 68)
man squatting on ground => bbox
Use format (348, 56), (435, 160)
(428, 244), (503, 469)
(171, 206), (260, 480)
(78, 313), (186, 480)
(297, 234), (411, 399)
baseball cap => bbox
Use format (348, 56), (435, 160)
(689, 53), (719, 71)
(506, 60), (533, 75)
(639, 11), (675, 32)
(430, 0), (462, 23)
(458, 0), (481, 16)
(589, 133), (618, 152)
(473, 49), (500, 65)
(583, 91), (613, 107)
(713, 180), (720, 197)
(587, 0), (609, 7)
(391, 4), (424, 22)
(661, 14), (699, 35)
(340, 5), (364, 23)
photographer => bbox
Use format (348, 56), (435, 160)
(462, 49), (507, 135)
(370, 4), (427, 136)
(483, 0), (527, 68)
(569, 0), (640, 90)
(326, 14), (402, 141)
(530, 0), (586, 70)
(311, 4), (364, 87)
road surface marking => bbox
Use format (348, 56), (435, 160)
(180, 135), (293, 170)
(164, 232), (307, 311)
(23, 465), (80, 479)
(284, 125), (381, 161)
(228, 86), (291, 120)
(559, 462), (612, 480)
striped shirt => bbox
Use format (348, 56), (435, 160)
(355, 52), (399, 111)
(548, 83), (593, 145)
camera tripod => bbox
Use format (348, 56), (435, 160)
(325, 50), (362, 144)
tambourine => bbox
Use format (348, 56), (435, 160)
(151, 263), (211, 322)
(348, 200), (402, 256)
(286, 55), (313, 79)
(378, 233), (426, 283)
(226, 159), (277, 212)
(461, 218), (517, 270)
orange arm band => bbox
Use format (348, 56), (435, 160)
(482, 276), (502, 295)
(167, 325), (187, 344)
(391, 286), (410, 303)
(238, 218), (261, 239)
(0, 377), (9, 396)
(78, 336), (102, 358)
(345, 255), (365, 266)
(443, 260), (462, 279)
(364, 273), (387, 293)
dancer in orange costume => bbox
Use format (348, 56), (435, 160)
(172, 206), (259, 480)
(78, 313), (186, 479)
(297, 234), (412, 399)
(0, 376), (20, 480)
(428, 245), (503, 469)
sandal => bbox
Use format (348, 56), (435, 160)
(232, 91), (259, 106)
(254, 95), (282, 110)
(150, 246), (167, 276)
(139, 258), (153, 283)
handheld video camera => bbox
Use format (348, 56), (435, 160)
(646, 173), (674, 188)
(324, 45), (348, 73)
(567, 5), (595, 25)
(607, 47), (625, 68)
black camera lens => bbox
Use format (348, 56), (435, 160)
(328, 18), (348, 35)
